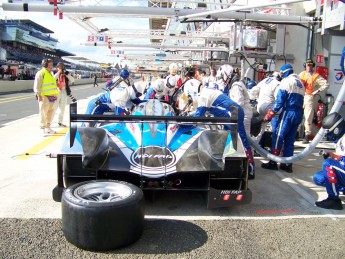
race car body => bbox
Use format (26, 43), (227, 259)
(53, 100), (252, 208)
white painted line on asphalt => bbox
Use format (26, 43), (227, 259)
(274, 170), (337, 217)
(3, 114), (37, 126)
(145, 214), (345, 221)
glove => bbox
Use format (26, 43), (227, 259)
(105, 80), (113, 89)
(263, 109), (275, 122)
(323, 152), (330, 159)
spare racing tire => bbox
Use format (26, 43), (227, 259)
(62, 180), (145, 251)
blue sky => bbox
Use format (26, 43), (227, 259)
(1, 0), (151, 64)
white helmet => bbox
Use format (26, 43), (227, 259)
(152, 79), (166, 98)
(169, 63), (178, 73)
(216, 64), (234, 81)
(166, 75), (177, 89)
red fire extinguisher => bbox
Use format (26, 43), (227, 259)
(316, 99), (325, 129)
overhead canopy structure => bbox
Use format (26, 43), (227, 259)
(0, 0), (317, 68)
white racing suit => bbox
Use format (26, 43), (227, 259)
(182, 78), (202, 112)
(250, 76), (280, 133)
(110, 80), (139, 115)
(228, 80), (253, 136)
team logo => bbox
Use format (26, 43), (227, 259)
(335, 72), (343, 81)
(131, 146), (175, 168)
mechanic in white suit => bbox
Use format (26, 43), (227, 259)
(217, 64), (253, 135)
(110, 79), (141, 115)
(249, 72), (281, 132)
(182, 66), (202, 112)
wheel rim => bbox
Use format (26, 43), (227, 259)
(74, 181), (133, 202)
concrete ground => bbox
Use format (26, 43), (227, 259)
(1, 97), (345, 258)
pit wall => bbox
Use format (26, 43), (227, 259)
(0, 78), (107, 93)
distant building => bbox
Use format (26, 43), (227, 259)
(0, 19), (75, 66)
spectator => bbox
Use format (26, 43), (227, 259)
(93, 74), (98, 87)
(53, 62), (72, 127)
(313, 112), (345, 210)
(33, 58), (59, 136)
(0, 65), (4, 79)
(299, 59), (329, 144)
(261, 64), (305, 173)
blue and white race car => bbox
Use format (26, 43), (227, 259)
(53, 99), (252, 209)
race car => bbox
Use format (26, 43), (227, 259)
(52, 99), (252, 209)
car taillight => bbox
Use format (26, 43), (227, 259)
(223, 194), (230, 201)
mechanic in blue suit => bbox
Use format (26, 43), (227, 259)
(314, 131), (345, 210)
(194, 86), (256, 180)
(85, 68), (141, 115)
(261, 64), (305, 173)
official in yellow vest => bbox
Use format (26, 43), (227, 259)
(299, 59), (329, 144)
(33, 58), (59, 137)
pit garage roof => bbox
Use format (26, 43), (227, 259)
(63, 56), (102, 65)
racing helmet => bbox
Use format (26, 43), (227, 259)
(216, 64), (234, 81)
(322, 112), (345, 141)
(153, 79), (166, 98)
(272, 71), (282, 81)
(246, 80), (257, 90)
(166, 75), (177, 89)
(184, 66), (195, 78)
(120, 68), (130, 79)
(279, 64), (293, 79)
(169, 63), (178, 73)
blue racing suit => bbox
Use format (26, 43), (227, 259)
(195, 88), (255, 174)
(270, 74), (304, 158)
(85, 91), (112, 115)
(85, 77), (140, 115)
(144, 86), (156, 100)
(313, 135), (345, 198)
(313, 157), (345, 198)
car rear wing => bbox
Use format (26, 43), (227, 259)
(69, 102), (239, 147)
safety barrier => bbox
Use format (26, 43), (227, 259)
(0, 78), (107, 93)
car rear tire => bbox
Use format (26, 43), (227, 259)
(62, 180), (145, 251)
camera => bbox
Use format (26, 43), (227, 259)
(69, 94), (77, 103)
(62, 69), (67, 74)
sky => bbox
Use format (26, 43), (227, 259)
(1, 0), (152, 65)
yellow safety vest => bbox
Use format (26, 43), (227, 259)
(300, 71), (319, 95)
(40, 69), (58, 96)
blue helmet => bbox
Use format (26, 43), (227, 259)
(120, 68), (129, 79)
(279, 64), (293, 79)
(246, 80), (257, 90)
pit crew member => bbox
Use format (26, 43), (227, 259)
(313, 118), (345, 210)
(194, 86), (256, 180)
(262, 64), (305, 173)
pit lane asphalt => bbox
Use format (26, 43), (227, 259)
(1, 92), (345, 258)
